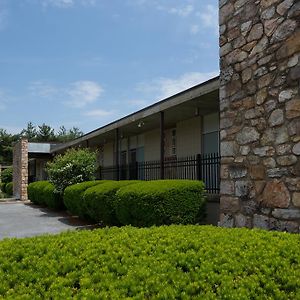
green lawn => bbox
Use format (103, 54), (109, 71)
(0, 225), (299, 299)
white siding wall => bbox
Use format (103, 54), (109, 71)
(103, 142), (114, 167)
(144, 129), (160, 161)
(176, 116), (202, 157)
(164, 128), (174, 158)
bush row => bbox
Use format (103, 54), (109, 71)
(27, 181), (64, 210)
(28, 179), (206, 226)
(0, 226), (299, 298)
(64, 179), (206, 226)
(0, 182), (13, 196)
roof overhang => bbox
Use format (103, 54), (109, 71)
(51, 76), (219, 153)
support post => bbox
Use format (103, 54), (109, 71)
(13, 139), (28, 200)
(160, 111), (165, 179)
(115, 128), (120, 181)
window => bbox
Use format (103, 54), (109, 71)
(171, 129), (176, 156)
(203, 113), (219, 154)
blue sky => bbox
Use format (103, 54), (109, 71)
(0, 0), (219, 134)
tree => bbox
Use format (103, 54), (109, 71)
(57, 126), (83, 142)
(20, 122), (37, 141)
(0, 129), (19, 164)
(57, 126), (67, 138)
(37, 123), (56, 142)
(0, 123), (84, 164)
(68, 127), (84, 140)
(46, 148), (97, 194)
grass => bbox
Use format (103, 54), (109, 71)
(0, 225), (299, 299)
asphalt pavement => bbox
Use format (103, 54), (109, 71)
(0, 202), (93, 240)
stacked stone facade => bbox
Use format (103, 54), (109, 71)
(13, 139), (28, 200)
(219, 0), (300, 232)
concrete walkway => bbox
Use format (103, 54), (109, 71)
(0, 202), (94, 240)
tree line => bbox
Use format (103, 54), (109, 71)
(0, 122), (83, 164)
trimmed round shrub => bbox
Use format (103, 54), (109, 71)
(115, 180), (206, 227)
(28, 181), (63, 209)
(5, 182), (13, 196)
(63, 180), (108, 218)
(43, 184), (64, 210)
(28, 181), (50, 205)
(84, 181), (141, 225)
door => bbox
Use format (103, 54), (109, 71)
(129, 149), (137, 179)
(120, 151), (127, 180)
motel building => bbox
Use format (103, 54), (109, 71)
(12, 0), (300, 232)
(13, 77), (221, 224)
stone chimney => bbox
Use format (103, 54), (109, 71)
(219, 0), (300, 232)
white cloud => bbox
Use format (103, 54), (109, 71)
(128, 1), (218, 36)
(28, 81), (58, 98)
(66, 81), (104, 108)
(38, 0), (95, 8)
(28, 80), (104, 108)
(41, 0), (74, 8)
(137, 71), (219, 100)
(168, 4), (194, 17)
(84, 109), (114, 117)
(197, 4), (218, 34)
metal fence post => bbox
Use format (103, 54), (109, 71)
(196, 154), (202, 181)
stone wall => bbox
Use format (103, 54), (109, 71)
(13, 139), (28, 200)
(219, 0), (300, 232)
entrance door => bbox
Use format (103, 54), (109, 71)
(120, 151), (127, 180)
(129, 149), (137, 179)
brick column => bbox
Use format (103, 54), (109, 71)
(13, 139), (28, 200)
(219, 0), (300, 232)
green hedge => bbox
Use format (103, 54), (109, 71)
(63, 180), (105, 218)
(0, 182), (6, 193)
(0, 226), (299, 299)
(28, 181), (50, 205)
(84, 181), (140, 225)
(5, 182), (13, 196)
(116, 180), (206, 227)
(43, 183), (64, 210)
(27, 181), (64, 209)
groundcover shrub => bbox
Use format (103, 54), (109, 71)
(64, 180), (105, 218)
(28, 181), (63, 209)
(116, 180), (206, 226)
(5, 182), (13, 196)
(83, 180), (140, 225)
(0, 226), (299, 299)
(0, 182), (6, 193)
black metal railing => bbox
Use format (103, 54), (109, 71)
(99, 153), (220, 194)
